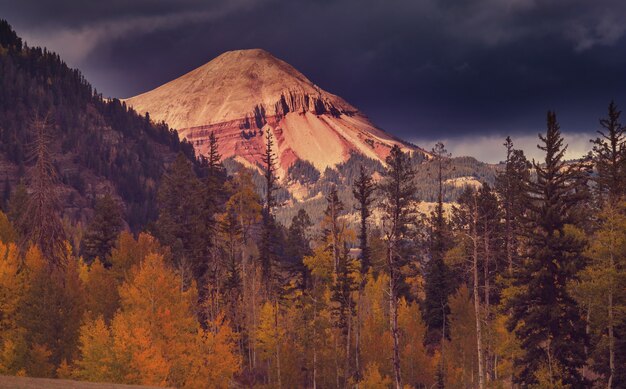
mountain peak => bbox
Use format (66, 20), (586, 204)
(124, 50), (419, 175)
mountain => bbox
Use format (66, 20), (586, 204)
(0, 20), (197, 229)
(124, 49), (422, 175)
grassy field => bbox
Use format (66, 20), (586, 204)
(0, 376), (166, 389)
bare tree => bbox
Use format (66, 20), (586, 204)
(21, 112), (67, 267)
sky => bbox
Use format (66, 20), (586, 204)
(1, 0), (625, 163)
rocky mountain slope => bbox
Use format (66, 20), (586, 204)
(124, 49), (421, 175)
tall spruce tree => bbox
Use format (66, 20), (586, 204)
(353, 165), (376, 278)
(495, 137), (530, 275)
(379, 145), (418, 389)
(592, 101), (625, 204)
(200, 132), (226, 314)
(260, 128), (279, 296)
(156, 153), (202, 283)
(423, 142), (453, 345)
(352, 164), (376, 382)
(507, 111), (590, 387)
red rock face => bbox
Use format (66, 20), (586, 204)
(124, 49), (421, 176)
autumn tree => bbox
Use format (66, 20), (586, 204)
(19, 245), (85, 374)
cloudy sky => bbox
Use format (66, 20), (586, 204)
(2, 0), (625, 162)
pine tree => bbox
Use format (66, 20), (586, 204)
(218, 202), (243, 322)
(592, 101), (625, 203)
(353, 165), (376, 277)
(260, 129), (279, 295)
(156, 153), (202, 284)
(424, 142), (453, 345)
(379, 145), (417, 389)
(495, 137), (530, 275)
(81, 194), (123, 265)
(200, 131), (226, 289)
(352, 165), (376, 382)
(507, 111), (590, 386)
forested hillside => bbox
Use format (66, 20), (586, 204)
(0, 19), (625, 389)
(0, 20), (197, 229)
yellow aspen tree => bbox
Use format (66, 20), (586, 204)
(444, 286), (479, 389)
(74, 316), (114, 382)
(186, 313), (241, 389)
(398, 299), (435, 387)
(83, 259), (118, 322)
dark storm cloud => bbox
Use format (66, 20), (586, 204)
(2, 0), (626, 160)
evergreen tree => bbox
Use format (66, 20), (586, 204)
(218, 204), (243, 304)
(156, 153), (202, 284)
(592, 101), (625, 203)
(81, 194), (123, 265)
(379, 145), (417, 389)
(495, 137), (530, 274)
(507, 111), (590, 387)
(423, 142), (453, 345)
(353, 165), (376, 278)
(352, 164), (376, 381)
(285, 209), (313, 289)
(201, 131), (226, 264)
(259, 129), (279, 295)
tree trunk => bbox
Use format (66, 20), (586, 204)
(608, 264), (615, 389)
(275, 300), (282, 389)
(313, 300), (318, 389)
(483, 230), (491, 382)
(355, 287), (363, 387)
(389, 252), (402, 389)
(473, 208), (485, 389)
(345, 310), (352, 388)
